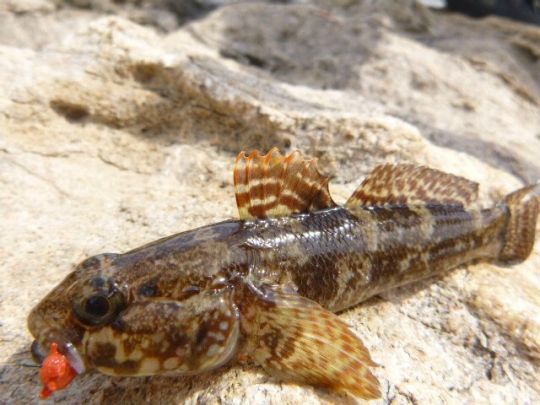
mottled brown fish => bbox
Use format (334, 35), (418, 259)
(28, 149), (539, 399)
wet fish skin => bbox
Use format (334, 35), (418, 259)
(27, 149), (539, 399)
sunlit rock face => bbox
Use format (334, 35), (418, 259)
(1, 1), (539, 403)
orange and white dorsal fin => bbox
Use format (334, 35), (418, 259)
(234, 149), (336, 220)
(346, 163), (479, 209)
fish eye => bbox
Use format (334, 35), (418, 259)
(84, 295), (110, 318)
(73, 278), (126, 327)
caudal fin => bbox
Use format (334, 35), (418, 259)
(498, 184), (539, 264)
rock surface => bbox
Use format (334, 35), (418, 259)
(1, 1), (539, 403)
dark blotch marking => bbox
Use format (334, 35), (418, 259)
(89, 276), (106, 289)
(195, 321), (210, 346)
(262, 330), (279, 351)
(262, 327), (286, 359)
(370, 205), (422, 236)
(138, 278), (159, 297)
(427, 204), (474, 241)
(169, 330), (190, 348)
(294, 253), (339, 304)
(277, 334), (296, 360)
(80, 256), (100, 270)
(91, 343), (117, 368)
(370, 248), (415, 284)
(79, 253), (118, 271)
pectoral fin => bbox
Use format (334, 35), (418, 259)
(241, 284), (380, 399)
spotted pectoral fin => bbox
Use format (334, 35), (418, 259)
(234, 149), (336, 220)
(346, 164), (479, 209)
(241, 284), (380, 399)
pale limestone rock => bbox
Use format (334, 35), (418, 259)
(0, 0), (55, 13)
(0, 2), (539, 404)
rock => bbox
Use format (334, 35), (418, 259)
(0, 1), (539, 404)
(0, 0), (55, 13)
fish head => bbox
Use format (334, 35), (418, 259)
(28, 253), (130, 375)
(28, 234), (242, 381)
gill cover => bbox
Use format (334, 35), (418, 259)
(83, 290), (240, 376)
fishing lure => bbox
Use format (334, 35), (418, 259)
(39, 343), (77, 399)
(28, 149), (539, 399)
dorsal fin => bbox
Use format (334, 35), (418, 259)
(234, 149), (336, 220)
(346, 164), (479, 209)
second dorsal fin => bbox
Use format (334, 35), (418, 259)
(346, 164), (479, 209)
(234, 149), (336, 220)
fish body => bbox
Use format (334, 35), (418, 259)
(245, 203), (507, 312)
(28, 149), (539, 399)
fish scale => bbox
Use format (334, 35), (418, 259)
(245, 202), (505, 312)
(28, 149), (539, 400)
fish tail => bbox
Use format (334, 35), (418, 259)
(498, 184), (540, 264)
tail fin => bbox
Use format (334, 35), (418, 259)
(498, 184), (539, 264)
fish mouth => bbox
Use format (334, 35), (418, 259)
(31, 339), (86, 375)
(31, 340), (47, 363)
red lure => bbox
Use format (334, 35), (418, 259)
(39, 342), (77, 399)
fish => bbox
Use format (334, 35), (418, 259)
(27, 149), (539, 399)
